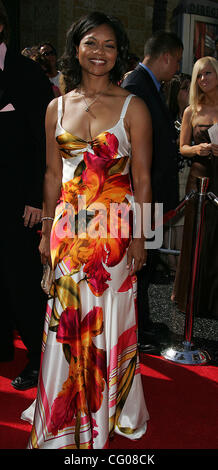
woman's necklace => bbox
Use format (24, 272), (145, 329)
(78, 82), (111, 112)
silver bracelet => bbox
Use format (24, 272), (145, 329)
(41, 216), (54, 221)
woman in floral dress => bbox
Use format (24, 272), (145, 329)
(26, 12), (152, 449)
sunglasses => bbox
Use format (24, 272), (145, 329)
(41, 50), (56, 57)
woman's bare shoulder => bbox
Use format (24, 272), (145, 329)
(45, 96), (62, 130)
(111, 84), (131, 97)
(182, 105), (193, 122)
(183, 105), (192, 116)
(46, 96), (59, 115)
(112, 86), (148, 111)
(47, 90), (78, 113)
(127, 94), (151, 119)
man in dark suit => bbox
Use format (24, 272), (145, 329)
(0, 4), (54, 388)
(122, 31), (183, 352)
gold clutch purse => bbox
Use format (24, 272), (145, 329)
(41, 262), (54, 295)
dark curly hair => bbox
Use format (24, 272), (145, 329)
(58, 11), (129, 93)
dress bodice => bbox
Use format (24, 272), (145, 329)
(184, 124), (211, 193)
(187, 124), (217, 193)
(55, 94), (134, 185)
(193, 124), (211, 145)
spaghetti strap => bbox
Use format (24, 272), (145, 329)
(57, 95), (63, 124)
(120, 94), (135, 119)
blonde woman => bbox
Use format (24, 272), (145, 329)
(172, 56), (218, 320)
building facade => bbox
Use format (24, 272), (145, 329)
(2, 0), (218, 73)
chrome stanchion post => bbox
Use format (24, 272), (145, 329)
(161, 177), (211, 365)
(158, 190), (196, 256)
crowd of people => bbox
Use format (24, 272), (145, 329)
(1, 1), (218, 450)
(21, 42), (62, 96)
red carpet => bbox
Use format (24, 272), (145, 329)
(0, 334), (218, 451)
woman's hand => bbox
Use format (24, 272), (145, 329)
(195, 142), (212, 156)
(23, 205), (42, 228)
(127, 238), (147, 274)
(39, 233), (52, 266)
(180, 107), (214, 160)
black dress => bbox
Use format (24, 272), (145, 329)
(173, 124), (218, 319)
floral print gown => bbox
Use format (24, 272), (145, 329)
(27, 94), (149, 449)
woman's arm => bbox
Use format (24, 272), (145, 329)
(127, 96), (153, 274)
(180, 106), (211, 157)
(39, 98), (63, 265)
